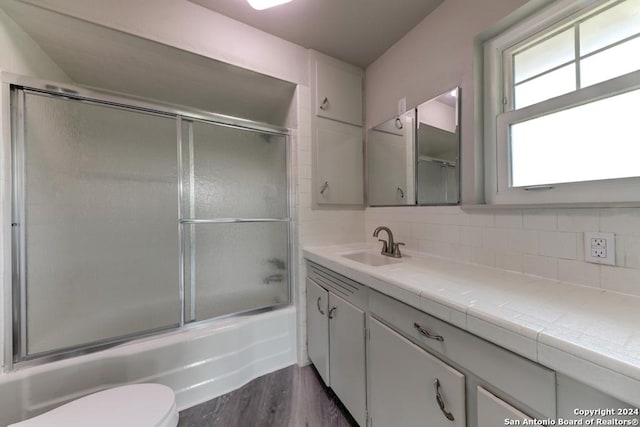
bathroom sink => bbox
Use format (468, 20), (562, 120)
(341, 251), (404, 267)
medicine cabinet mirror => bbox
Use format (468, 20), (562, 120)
(366, 87), (460, 207)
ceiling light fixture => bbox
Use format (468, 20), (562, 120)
(247, 0), (292, 10)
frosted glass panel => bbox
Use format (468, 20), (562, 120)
(510, 89), (640, 187)
(184, 121), (287, 219)
(417, 161), (445, 204)
(514, 28), (575, 83)
(23, 93), (180, 355)
(514, 63), (576, 109)
(580, 0), (640, 55)
(581, 37), (640, 87)
(186, 222), (289, 320)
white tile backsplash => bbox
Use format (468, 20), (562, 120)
(523, 254), (558, 279)
(600, 208), (640, 237)
(494, 210), (523, 229)
(557, 259), (600, 288)
(523, 209), (557, 231)
(365, 206), (640, 297)
(557, 209), (599, 232)
(538, 231), (578, 260)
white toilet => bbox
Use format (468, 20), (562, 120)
(9, 383), (179, 427)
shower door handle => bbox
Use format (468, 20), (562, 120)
(316, 297), (325, 315)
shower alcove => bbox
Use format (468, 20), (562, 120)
(1, 0), (297, 367)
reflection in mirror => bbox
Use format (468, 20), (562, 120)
(367, 110), (416, 206)
(416, 87), (460, 205)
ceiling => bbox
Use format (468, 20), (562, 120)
(0, 0), (296, 125)
(189, 0), (444, 68)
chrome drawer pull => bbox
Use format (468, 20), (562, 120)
(434, 378), (455, 421)
(316, 297), (325, 315)
(319, 97), (329, 110)
(328, 306), (337, 319)
(414, 322), (444, 341)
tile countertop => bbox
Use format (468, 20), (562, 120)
(303, 243), (640, 407)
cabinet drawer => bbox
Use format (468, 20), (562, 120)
(369, 289), (556, 418)
(477, 387), (532, 427)
(369, 317), (466, 427)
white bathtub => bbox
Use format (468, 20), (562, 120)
(0, 307), (297, 426)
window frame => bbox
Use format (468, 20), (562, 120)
(484, 0), (640, 205)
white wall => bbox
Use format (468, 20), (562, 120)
(0, 8), (71, 368)
(18, 0), (309, 86)
(364, 0), (640, 298)
(366, 0), (529, 203)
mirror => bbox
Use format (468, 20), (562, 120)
(416, 87), (460, 205)
(367, 109), (416, 206)
(366, 87), (460, 207)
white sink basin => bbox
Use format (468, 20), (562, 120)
(341, 251), (404, 267)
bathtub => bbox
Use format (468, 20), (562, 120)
(0, 307), (297, 426)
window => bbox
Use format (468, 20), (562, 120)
(484, 0), (640, 204)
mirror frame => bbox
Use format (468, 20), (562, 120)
(365, 86), (460, 207)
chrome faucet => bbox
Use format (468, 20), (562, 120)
(373, 226), (405, 258)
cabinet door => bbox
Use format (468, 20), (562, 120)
(368, 317), (466, 427)
(328, 292), (366, 427)
(315, 60), (363, 126)
(306, 279), (330, 386)
(477, 387), (532, 427)
(315, 119), (364, 205)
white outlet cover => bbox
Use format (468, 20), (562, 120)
(584, 232), (615, 265)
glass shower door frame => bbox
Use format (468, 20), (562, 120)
(178, 116), (293, 324)
(4, 72), (292, 369)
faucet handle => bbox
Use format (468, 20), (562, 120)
(392, 242), (405, 258)
(378, 239), (388, 254)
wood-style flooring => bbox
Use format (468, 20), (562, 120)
(178, 365), (358, 427)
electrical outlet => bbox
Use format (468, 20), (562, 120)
(584, 232), (615, 265)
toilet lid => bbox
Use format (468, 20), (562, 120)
(10, 384), (178, 427)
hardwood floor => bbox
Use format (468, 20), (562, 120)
(178, 365), (358, 427)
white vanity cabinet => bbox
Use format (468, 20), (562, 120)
(368, 316), (466, 427)
(315, 119), (364, 205)
(328, 291), (366, 426)
(306, 278), (330, 384)
(312, 50), (363, 126)
(310, 50), (364, 206)
(306, 263), (367, 426)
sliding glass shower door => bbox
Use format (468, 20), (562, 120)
(16, 91), (181, 357)
(12, 82), (291, 363)
(181, 120), (289, 321)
